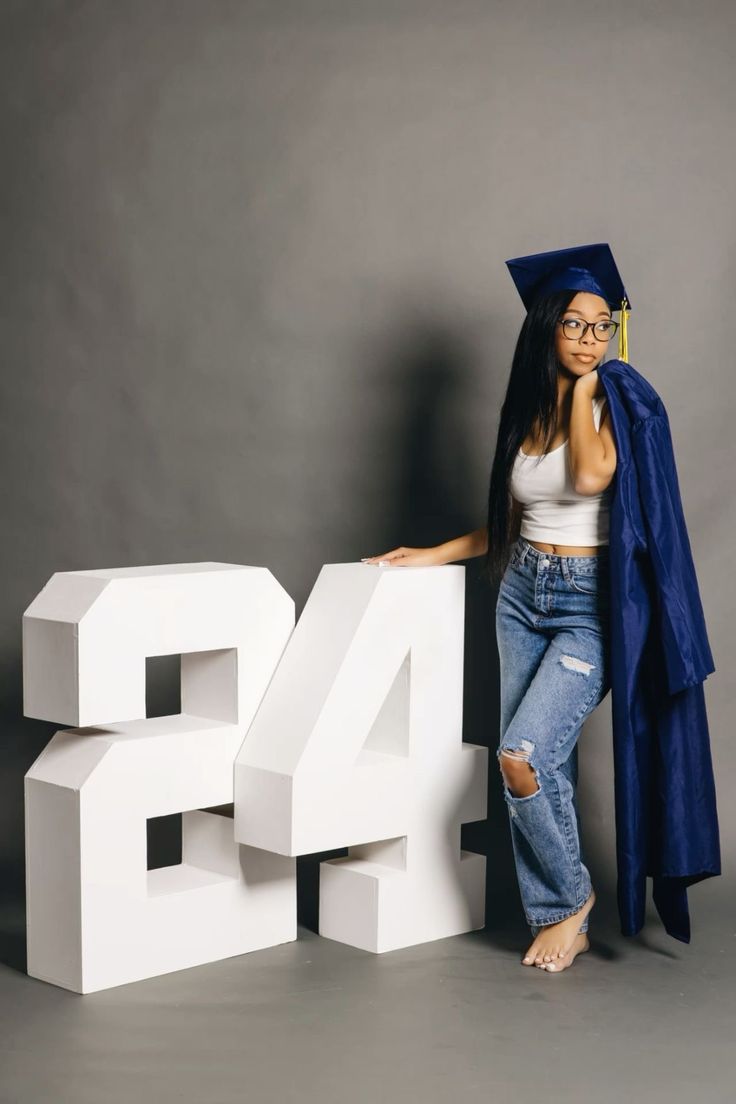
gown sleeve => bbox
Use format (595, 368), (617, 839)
(631, 414), (716, 695)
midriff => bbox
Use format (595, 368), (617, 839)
(527, 540), (604, 555)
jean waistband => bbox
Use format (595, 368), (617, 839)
(514, 535), (609, 567)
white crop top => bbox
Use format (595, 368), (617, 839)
(510, 396), (611, 546)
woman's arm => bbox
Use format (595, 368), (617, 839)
(568, 375), (617, 495)
(439, 502), (521, 564)
(436, 526), (488, 564)
(362, 526), (488, 567)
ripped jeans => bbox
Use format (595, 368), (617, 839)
(495, 536), (611, 936)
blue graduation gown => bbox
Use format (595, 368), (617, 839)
(596, 357), (720, 942)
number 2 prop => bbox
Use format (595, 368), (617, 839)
(23, 562), (487, 993)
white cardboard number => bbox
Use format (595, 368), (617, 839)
(23, 561), (487, 993)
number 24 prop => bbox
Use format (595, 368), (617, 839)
(23, 561), (487, 993)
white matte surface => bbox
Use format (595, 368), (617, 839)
(24, 564), (297, 993)
(235, 563), (488, 953)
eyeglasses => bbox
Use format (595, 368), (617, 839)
(558, 317), (618, 342)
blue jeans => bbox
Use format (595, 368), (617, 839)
(495, 536), (611, 937)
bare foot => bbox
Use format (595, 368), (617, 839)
(537, 931), (590, 972)
(521, 888), (596, 967)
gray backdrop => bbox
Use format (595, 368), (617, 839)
(1, 0), (733, 958)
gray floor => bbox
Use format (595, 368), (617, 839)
(1, 885), (735, 1104)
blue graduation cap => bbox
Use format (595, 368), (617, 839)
(505, 242), (631, 361)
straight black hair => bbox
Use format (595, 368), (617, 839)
(482, 288), (583, 587)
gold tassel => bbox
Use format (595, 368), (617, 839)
(618, 296), (630, 362)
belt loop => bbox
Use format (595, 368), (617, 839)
(518, 538), (529, 566)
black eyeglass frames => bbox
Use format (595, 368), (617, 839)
(558, 317), (619, 341)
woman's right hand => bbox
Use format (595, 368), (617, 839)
(361, 545), (447, 567)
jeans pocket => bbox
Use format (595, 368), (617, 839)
(499, 565), (515, 593)
(568, 571), (600, 595)
(507, 541), (520, 566)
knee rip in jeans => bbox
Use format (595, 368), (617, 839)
(560, 653), (596, 676)
(498, 739), (541, 798)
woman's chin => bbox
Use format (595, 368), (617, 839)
(560, 360), (597, 378)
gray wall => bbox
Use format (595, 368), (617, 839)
(1, 0), (733, 940)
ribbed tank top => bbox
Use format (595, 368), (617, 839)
(510, 396), (611, 546)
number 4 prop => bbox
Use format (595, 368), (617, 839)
(23, 562), (488, 993)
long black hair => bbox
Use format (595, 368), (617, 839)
(482, 288), (581, 587)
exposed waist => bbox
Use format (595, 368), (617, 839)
(514, 535), (609, 565)
(525, 539), (607, 555)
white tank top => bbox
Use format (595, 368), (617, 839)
(510, 396), (611, 546)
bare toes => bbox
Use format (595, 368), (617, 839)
(545, 951), (568, 971)
(522, 942), (539, 965)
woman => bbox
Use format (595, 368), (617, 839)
(362, 243), (628, 975)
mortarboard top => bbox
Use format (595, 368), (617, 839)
(505, 242), (631, 361)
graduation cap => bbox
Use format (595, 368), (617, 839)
(505, 242), (631, 362)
